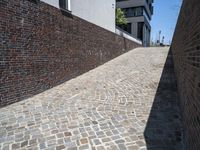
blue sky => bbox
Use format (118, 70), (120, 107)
(151, 0), (182, 44)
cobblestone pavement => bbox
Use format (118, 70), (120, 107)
(0, 47), (184, 150)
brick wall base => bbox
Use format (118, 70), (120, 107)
(171, 0), (200, 149)
(0, 0), (140, 107)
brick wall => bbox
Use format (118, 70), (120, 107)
(0, 0), (140, 107)
(171, 0), (200, 149)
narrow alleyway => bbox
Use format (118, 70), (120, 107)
(0, 47), (184, 150)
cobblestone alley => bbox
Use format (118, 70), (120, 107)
(0, 47), (184, 150)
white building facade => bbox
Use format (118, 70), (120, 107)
(41, 0), (116, 33)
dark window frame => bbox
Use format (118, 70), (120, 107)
(137, 22), (144, 41)
(59, 0), (68, 10)
(59, 0), (72, 17)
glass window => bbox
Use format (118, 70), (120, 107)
(135, 7), (143, 16)
(122, 7), (143, 18)
(137, 22), (144, 41)
(59, 0), (70, 10)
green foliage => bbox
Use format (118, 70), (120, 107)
(116, 8), (127, 26)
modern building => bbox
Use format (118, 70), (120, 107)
(41, 0), (116, 32)
(116, 0), (154, 46)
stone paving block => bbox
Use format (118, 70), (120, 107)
(56, 145), (65, 150)
(80, 138), (88, 145)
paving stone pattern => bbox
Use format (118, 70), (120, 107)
(0, 48), (183, 150)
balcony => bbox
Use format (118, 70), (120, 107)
(116, 0), (153, 18)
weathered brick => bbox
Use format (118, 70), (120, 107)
(0, 0), (140, 107)
(171, 0), (200, 149)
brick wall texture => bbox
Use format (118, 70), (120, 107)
(171, 0), (200, 149)
(0, 0), (141, 107)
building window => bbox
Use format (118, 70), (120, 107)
(122, 7), (143, 18)
(59, 0), (71, 11)
(122, 7), (151, 20)
(126, 23), (132, 34)
(137, 22), (144, 41)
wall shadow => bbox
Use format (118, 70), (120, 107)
(144, 50), (185, 150)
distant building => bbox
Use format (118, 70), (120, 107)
(41, 0), (116, 32)
(116, 0), (154, 46)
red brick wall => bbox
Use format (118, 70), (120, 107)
(0, 0), (140, 107)
(171, 0), (200, 149)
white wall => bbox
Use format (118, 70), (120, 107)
(71, 0), (115, 32)
(41, 0), (59, 8)
(41, 0), (116, 33)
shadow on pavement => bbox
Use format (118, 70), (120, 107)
(144, 50), (184, 150)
